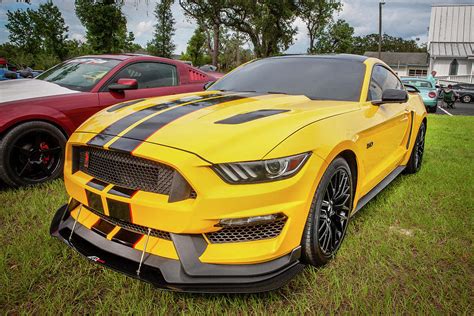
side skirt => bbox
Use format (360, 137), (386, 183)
(353, 165), (406, 214)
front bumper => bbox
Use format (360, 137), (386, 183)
(422, 98), (437, 107)
(50, 204), (304, 293)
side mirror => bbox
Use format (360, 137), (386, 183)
(204, 81), (215, 90)
(404, 84), (420, 93)
(109, 78), (138, 92)
(372, 89), (408, 105)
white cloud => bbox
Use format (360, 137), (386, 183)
(134, 20), (154, 37)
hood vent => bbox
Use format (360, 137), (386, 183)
(215, 109), (290, 125)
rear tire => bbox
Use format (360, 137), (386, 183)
(404, 122), (426, 174)
(427, 106), (437, 113)
(462, 95), (472, 103)
(0, 121), (66, 187)
(301, 157), (353, 267)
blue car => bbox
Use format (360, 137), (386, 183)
(401, 77), (438, 113)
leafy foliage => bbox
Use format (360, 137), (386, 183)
(313, 19), (354, 54)
(352, 34), (426, 55)
(222, 0), (298, 58)
(180, 26), (210, 66)
(148, 0), (176, 58)
(75, 0), (127, 54)
(297, 0), (342, 54)
(179, 0), (226, 67)
(4, 1), (69, 68)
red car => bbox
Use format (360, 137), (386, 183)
(0, 54), (216, 186)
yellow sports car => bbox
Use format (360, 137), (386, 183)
(50, 55), (427, 293)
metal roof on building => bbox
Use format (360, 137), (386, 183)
(363, 52), (429, 66)
(428, 4), (474, 57)
(429, 42), (474, 58)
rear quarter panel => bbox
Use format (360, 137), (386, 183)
(0, 93), (99, 136)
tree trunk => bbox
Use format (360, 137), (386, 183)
(212, 24), (219, 67)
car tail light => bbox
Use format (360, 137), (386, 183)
(428, 91), (436, 98)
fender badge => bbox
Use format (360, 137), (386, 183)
(87, 256), (105, 264)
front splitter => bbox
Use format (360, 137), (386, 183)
(50, 204), (304, 293)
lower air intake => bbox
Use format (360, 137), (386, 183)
(205, 218), (287, 244)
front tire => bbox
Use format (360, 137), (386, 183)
(404, 122), (426, 174)
(0, 121), (66, 187)
(301, 157), (353, 267)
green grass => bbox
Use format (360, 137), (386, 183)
(1, 115), (473, 314)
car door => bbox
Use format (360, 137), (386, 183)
(98, 61), (192, 107)
(358, 65), (411, 193)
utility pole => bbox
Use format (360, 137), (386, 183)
(378, 0), (385, 59)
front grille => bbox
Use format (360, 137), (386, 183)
(78, 147), (175, 195)
(86, 206), (171, 240)
(205, 218), (287, 244)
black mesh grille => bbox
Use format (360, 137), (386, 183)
(78, 147), (175, 195)
(85, 206), (171, 240)
(206, 218), (287, 244)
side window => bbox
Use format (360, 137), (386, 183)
(110, 62), (178, 89)
(368, 65), (403, 101)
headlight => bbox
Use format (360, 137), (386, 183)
(213, 152), (311, 183)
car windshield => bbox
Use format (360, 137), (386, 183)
(36, 58), (121, 92)
(211, 57), (366, 101)
(402, 79), (433, 89)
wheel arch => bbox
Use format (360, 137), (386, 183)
(0, 118), (70, 140)
(337, 150), (358, 196)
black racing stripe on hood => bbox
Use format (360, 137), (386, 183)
(106, 99), (146, 112)
(215, 109), (290, 124)
(107, 94), (249, 153)
(87, 94), (222, 147)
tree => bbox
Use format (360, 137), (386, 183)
(222, 0), (298, 57)
(179, 0), (226, 67)
(6, 8), (41, 56)
(125, 32), (142, 52)
(297, 0), (342, 54)
(351, 34), (425, 55)
(148, 0), (176, 58)
(5, 1), (69, 62)
(314, 19), (354, 54)
(34, 1), (69, 59)
(181, 26), (209, 66)
(75, 0), (127, 53)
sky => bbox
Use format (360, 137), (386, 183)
(0, 0), (469, 54)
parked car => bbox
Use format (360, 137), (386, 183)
(401, 77), (438, 113)
(51, 55), (427, 293)
(452, 83), (474, 103)
(0, 54), (216, 186)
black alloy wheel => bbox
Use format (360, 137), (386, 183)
(0, 121), (66, 186)
(404, 122), (426, 174)
(301, 157), (353, 267)
(318, 168), (351, 255)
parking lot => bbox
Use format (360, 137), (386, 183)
(435, 101), (474, 116)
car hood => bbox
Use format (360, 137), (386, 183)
(78, 91), (359, 162)
(0, 79), (80, 104)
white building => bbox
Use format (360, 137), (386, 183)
(364, 52), (429, 77)
(428, 4), (474, 83)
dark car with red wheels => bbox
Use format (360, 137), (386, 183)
(0, 54), (216, 187)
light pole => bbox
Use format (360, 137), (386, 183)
(378, 0), (385, 59)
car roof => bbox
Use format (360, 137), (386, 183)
(76, 54), (177, 62)
(401, 77), (430, 82)
(267, 54), (368, 63)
